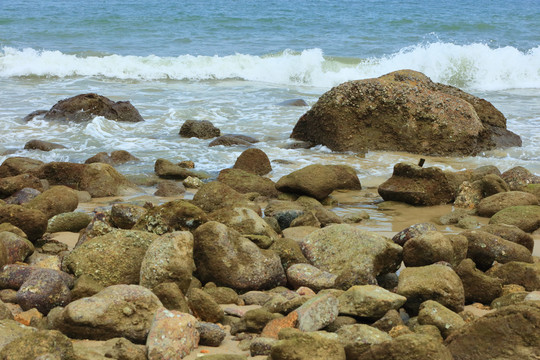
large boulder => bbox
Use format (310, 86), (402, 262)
(49, 284), (162, 343)
(501, 166), (540, 191)
(455, 259), (502, 304)
(378, 163), (456, 205)
(31, 162), (139, 197)
(485, 261), (540, 291)
(276, 164), (361, 200)
(445, 304), (540, 360)
(291, 70), (520, 155)
(0, 329), (77, 360)
(337, 285), (407, 319)
(300, 224), (402, 285)
(193, 221), (286, 291)
(39, 93), (144, 122)
(63, 229), (159, 287)
(478, 223), (534, 252)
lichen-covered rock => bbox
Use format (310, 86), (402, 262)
(455, 259), (502, 304)
(336, 324), (392, 359)
(418, 300), (466, 338)
(42, 93), (144, 122)
(488, 205), (540, 232)
(233, 148), (272, 175)
(445, 303), (540, 360)
(31, 161), (139, 197)
(179, 119), (220, 139)
(139, 231), (195, 293)
(293, 293), (339, 332)
(269, 331), (346, 360)
(0, 174), (44, 198)
(217, 168), (280, 198)
(478, 223), (534, 252)
(337, 285), (407, 319)
(286, 263), (336, 291)
(23, 185), (79, 219)
(361, 333), (454, 360)
(378, 163), (456, 205)
(110, 203), (147, 229)
(291, 69), (520, 156)
(49, 284), (162, 343)
(47, 211), (92, 233)
(276, 164), (361, 200)
(396, 263), (465, 314)
(501, 166), (540, 191)
(0, 157), (44, 178)
(133, 199), (207, 235)
(477, 191), (538, 217)
(192, 181), (260, 214)
(186, 288), (224, 323)
(269, 238), (309, 271)
(63, 230), (159, 287)
(146, 308), (199, 360)
(402, 231), (455, 267)
(462, 230), (533, 271)
(485, 261), (540, 291)
(0, 329), (77, 360)
(154, 180), (186, 196)
(1, 233), (22, 265)
(209, 207), (278, 239)
(0, 205), (48, 241)
(300, 224), (402, 283)
(154, 158), (203, 180)
(193, 221), (286, 291)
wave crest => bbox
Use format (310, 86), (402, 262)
(1, 44), (539, 90)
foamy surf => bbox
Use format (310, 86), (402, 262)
(2, 43), (539, 91)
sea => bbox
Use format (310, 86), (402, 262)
(1, 0), (539, 192)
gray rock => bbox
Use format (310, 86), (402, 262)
(294, 293), (339, 332)
(49, 284), (162, 343)
(139, 231), (195, 293)
(286, 263), (336, 291)
(337, 285), (407, 319)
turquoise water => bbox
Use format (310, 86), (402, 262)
(1, 0), (539, 186)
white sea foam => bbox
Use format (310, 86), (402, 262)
(1, 43), (539, 91)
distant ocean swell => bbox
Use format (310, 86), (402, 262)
(1, 43), (539, 91)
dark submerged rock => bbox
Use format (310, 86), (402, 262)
(179, 119), (221, 139)
(24, 139), (67, 152)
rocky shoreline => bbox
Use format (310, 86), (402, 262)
(0, 148), (539, 359)
(1, 71), (539, 359)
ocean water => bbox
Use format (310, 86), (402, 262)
(1, 0), (539, 190)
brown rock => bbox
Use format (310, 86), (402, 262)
(445, 304), (540, 360)
(233, 148), (272, 175)
(0, 205), (48, 241)
(192, 181), (260, 214)
(179, 120), (220, 139)
(477, 191), (538, 217)
(0, 157), (44, 178)
(209, 135), (253, 147)
(291, 69), (520, 156)
(154, 180), (186, 196)
(0, 174), (44, 198)
(478, 223), (534, 252)
(23, 185), (79, 219)
(24, 139), (66, 152)
(361, 333), (453, 360)
(378, 163), (456, 205)
(485, 261), (540, 291)
(43, 93), (144, 122)
(501, 166), (540, 191)
(455, 258), (502, 304)
(217, 168), (280, 197)
(133, 199), (207, 235)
